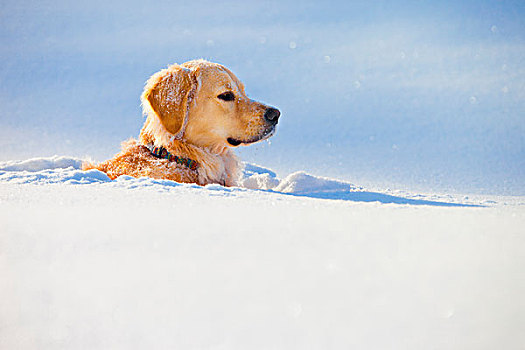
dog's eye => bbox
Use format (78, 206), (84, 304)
(217, 91), (235, 101)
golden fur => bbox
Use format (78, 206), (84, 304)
(83, 59), (279, 186)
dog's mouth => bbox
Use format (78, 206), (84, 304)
(227, 126), (276, 147)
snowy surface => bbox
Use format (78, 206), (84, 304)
(1, 157), (524, 349)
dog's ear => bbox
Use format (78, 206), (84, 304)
(142, 65), (194, 136)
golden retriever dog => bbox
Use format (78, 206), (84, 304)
(83, 59), (280, 186)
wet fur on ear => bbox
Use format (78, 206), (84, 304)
(141, 65), (196, 137)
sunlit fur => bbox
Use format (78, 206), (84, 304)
(83, 59), (277, 186)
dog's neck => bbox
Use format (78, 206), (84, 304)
(139, 115), (241, 186)
(144, 143), (198, 171)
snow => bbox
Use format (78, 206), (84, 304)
(0, 156), (501, 206)
(0, 156), (82, 172)
(0, 157), (110, 185)
(1, 157), (524, 349)
(275, 171), (360, 194)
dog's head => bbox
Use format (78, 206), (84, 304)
(140, 59), (279, 152)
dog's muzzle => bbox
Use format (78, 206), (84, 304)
(226, 107), (280, 147)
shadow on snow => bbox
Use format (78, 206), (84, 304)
(274, 190), (482, 207)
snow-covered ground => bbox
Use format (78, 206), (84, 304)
(1, 158), (524, 349)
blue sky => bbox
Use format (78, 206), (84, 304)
(1, 0), (524, 194)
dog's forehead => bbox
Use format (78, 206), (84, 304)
(200, 65), (244, 92)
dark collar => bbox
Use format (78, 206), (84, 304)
(145, 144), (198, 171)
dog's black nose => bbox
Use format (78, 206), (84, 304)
(264, 108), (280, 123)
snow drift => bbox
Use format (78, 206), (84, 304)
(1, 156), (523, 350)
(0, 156), (492, 207)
